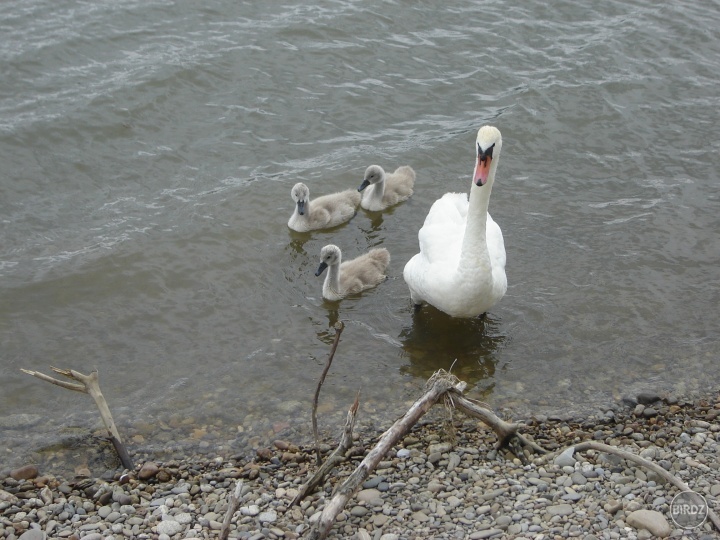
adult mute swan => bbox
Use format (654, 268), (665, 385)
(357, 165), (416, 211)
(315, 244), (390, 301)
(288, 182), (361, 232)
(403, 126), (507, 318)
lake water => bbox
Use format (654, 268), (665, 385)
(2, 0), (719, 473)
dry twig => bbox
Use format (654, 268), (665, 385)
(292, 393), (360, 507)
(20, 367), (133, 470)
(312, 322), (345, 465)
(220, 480), (244, 540)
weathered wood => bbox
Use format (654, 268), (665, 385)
(308, 374), (456, 539)
(21, 367), (134, 470)
(450, 392), (546, 457)
(220, 480), (244, 540)
(292, 393), (359, 507)
(569, 441), (720, 532)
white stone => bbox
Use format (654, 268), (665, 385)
(427, 442), (452, 455)
(356, 529), (372, 540)
(356, 488), (381, 503)
(258, 510), (277, 523)
(626, 509), (671, 538)
(174, 512), (193, 525)
(156, 519), (184, 536)
(546, 503), (573, 516)
(240, 505), (260, 516)
(554, 447), (576, 468)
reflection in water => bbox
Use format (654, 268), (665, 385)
(286, 232), (311, 255)
(317, 306), (341, 344)
(399, 307), (507, 393)
(362, 211), (385, 233)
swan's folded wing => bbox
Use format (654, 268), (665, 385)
(417, 192), (467, 265)
(486, 214), (506, 270)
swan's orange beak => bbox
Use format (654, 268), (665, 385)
(474, 156), (492, 186)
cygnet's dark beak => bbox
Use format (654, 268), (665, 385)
(357, 179), (370, 192)
(315, 262), (328, 277)
(297, 200), (306, 215)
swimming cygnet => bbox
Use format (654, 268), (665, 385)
(288, 182), (361, 232)
(357, 165), (416, 211)
(315, 244), (390, 301)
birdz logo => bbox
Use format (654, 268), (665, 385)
(669, 491), (708, 529)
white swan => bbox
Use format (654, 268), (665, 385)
(288, 182), (361, 232)
(403, 126), (507, 318)
(315, 244), (391, 301)
(358, 165), (416, 211)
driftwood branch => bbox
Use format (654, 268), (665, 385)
(308, 373), (458, 539)
(21, 367), (134, 471)
(220, 480), (244, 540)
(312, 322), (345, 465)
(450, 392), (546, 459)
(292, 393), (360, 507)
(554, 441), (720, 532)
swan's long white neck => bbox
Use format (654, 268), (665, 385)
(459, 160), (498, 270)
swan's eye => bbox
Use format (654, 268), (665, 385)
(478, 143), (495, 161)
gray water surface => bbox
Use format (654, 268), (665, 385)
(2, 0), (719, 472)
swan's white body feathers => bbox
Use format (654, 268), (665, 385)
(403, 126), (507, 317)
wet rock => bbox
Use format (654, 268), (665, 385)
(138, 462), (160, 480)
(642, 407), (658, 418)
(637, 392), (661, 405)
(11, 464), (39, 480)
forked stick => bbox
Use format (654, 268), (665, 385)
(21, 367), (134, 470)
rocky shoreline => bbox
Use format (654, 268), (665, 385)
(1, 391), (719, 540)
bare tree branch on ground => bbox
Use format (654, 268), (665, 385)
(20, 367), (134, 470)
(292, 393), (359, 507)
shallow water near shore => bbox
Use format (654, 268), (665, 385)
(1, 0), (719, 474)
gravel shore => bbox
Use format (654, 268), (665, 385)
(2, 391), (719, 540)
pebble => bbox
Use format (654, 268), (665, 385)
(156, 519), (184, 536)
(626, 509), (672, 538)
(554, 447), (576, 468)
(1, 392), (718, 540)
